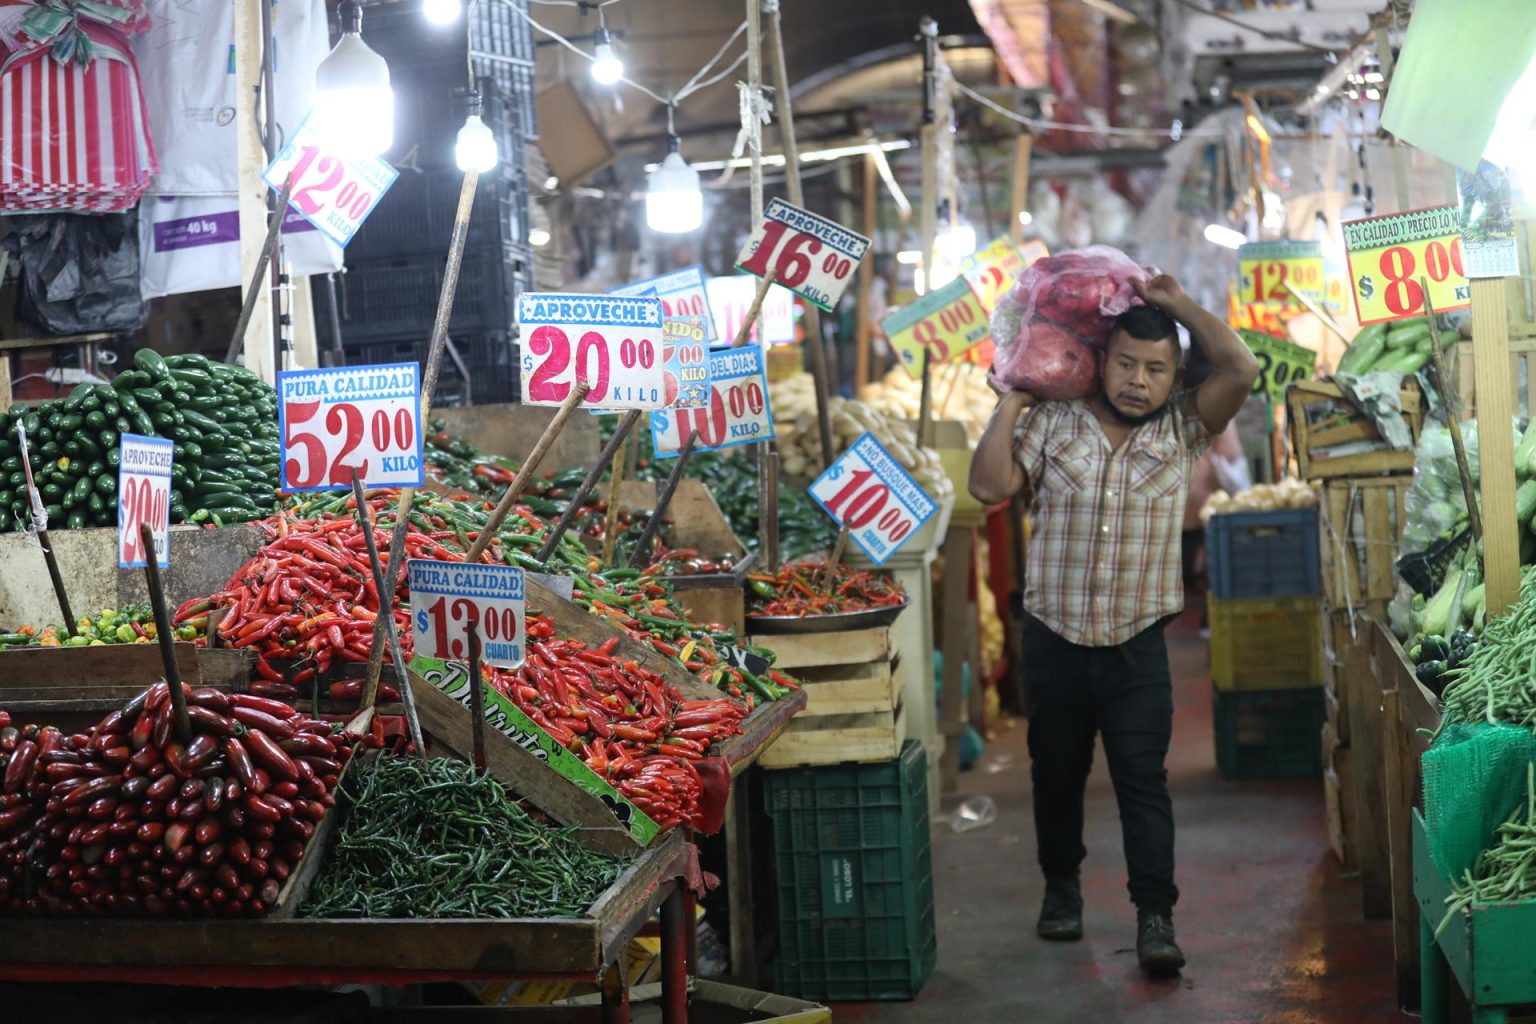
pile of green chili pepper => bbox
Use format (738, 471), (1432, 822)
(302, 755), (630, 919)
(748, 560), (907, 619)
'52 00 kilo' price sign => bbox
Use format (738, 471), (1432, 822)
(649, 345), (774, 457)
(519, 293), (667, 410)
(736, 198), (871, 312)
(1343, 205), (1470, 325)
(278, 363), (424, 493)
(408, 559), (526, 669)
(118, 433), (173, 569)
(808, 433), (938, 565)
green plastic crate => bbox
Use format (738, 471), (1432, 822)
(1214, 687), (1324, 780)
(764, 739), (936, 1002)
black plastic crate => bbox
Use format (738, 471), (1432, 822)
(351, 167), (530, 259)
(1205, 508), (1321, 599)
(1214, 687), (1325, 780)
(765, 740), (936, 1002)
(341, 331), (518, 407)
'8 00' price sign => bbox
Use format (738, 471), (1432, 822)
(278, 363), (424, 493)
(519, 293), (667, 410)
(735, 198), (871, 312)
(408, 559), (526, 669)
(118, 433), (173, 569)
(808, 433), (938, 565)
(649, 344), (775, 457)
(1343, 205), (1471, 325)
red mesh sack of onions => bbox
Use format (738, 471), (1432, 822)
(989, 246), (1152, 400)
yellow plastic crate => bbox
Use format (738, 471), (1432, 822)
(1208, 594), (1324, 691)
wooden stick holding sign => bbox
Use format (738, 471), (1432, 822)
(628, 435), (700, 568)
(731, 270), (777, 349)
(465, 620), (487, 773)
(1279, 279), (1349, 346)
(538, 409), (642, 563)
(139, 524), (191, 746)
(1424, 282), (1483, 545)
(601, 430), (631, 568)
(225, 172), (296, 365)
(15, 422), (74, 637)
(821, 527), (851, 590)
(465, 383), (592, 564)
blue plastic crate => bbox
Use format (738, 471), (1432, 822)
(1205, 508), (1321, 599)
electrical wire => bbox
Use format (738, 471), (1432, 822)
(673, 20), (747, 103)
(1164, 0), (1341, 56)
(950, 80), (1226, 140)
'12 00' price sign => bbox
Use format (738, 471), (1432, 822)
(261, 112), (398, 248)
(118, 433), (173, 569)
(278, 363), (424, 493)
(735, 198), (871, 312)
(519, 293), (667, 410)
(649, 345), (774, 457)
(808, 433), (938, 565)
(408, 559), (526, 669)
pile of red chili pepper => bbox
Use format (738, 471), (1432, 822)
(172, 493), (747, 829)
(645, 543), (737, 577)
(0, 687), (347, 918)
(748, 560), (908, 619)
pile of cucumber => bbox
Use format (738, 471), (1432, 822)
(0, 349), (279, 531)
(1335, 316), (1453, 377)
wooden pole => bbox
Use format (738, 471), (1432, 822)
(226, 173), (296, 365)
(234, 0), (274, 383)
(746, 0), (763, 226)
(821, 527), (850, 587)
(537, 409), (641, 563)
(917, 19), (939, 450)
(1009, 134), (1033, 244)
(857, 152), (877, 391)
(1471, 277), (1520, 614)
(15, 423), (74, 635)
(731, 270), (777, 348)
(140, 524), (191, 745)
(465, 383), (592, 564)
(1424, 285), (1481, 546)
(761, 447), (780, 570)
(466, 621), (487, 773)
(1280, 279), (1350, 345)
(627, 436), (699, 568)
(601, 430), (630, 568)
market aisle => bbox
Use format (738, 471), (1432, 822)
(840, 606), (1402, 1024)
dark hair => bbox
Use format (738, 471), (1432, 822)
(1109, 306), (1181, 363)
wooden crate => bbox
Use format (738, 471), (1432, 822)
(1333, 607), (1391, 920)
(750, 628), (905, 770)
(432, 402), (601, 472)
(1323, 722), (1358, 871)
(1286, 378), (1422, 480)
(1324, 609), (1369, 744)
(1455, 334), (1536, 421)
(1320, 476), (1412, 617)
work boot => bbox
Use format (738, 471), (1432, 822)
(1036, 877), (1083, 941)
(1136, 911), (1186, 975)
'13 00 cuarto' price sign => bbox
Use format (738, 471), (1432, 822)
(278, 363), (424, 493)
(1343, 205), (1471, 325)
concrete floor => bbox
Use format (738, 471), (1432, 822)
(839, 607), (1406, 1024)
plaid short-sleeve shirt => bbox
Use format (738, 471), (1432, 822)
(1013, 396), (1211, 647)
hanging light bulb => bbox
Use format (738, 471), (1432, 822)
(590, 26), (623, 86)
(422, 0), (461, 25)
(455, 92), (498, 173)
(1203, 223), (1247, 249)
(314, 1), (394, 158)
(646, 134), (703, 234)
(934, 217), (977, 263)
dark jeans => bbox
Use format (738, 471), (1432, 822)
(1022, 614), (1178, 916)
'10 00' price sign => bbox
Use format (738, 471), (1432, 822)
(1343, 205), (1471, 325)
(519, 293), (667, 410)
(735, 198), (871, 312)
(649, 345), (774, 457)
(278, 363), (424, 492)
(118, 433), (173, 569)
(408, 559), (526, 669)
(808, 433), (938, 565)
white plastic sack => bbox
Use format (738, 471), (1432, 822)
(137, 194), (342, 299)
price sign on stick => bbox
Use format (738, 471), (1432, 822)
(1237, 240), (1324, 306)
(519, 293), (666, 410)
(1343, 205), (1471, 325)
(808, 433), (938, 565)
(960, 235), (1027, 314)
(612, 265), (719, 342)
(1238, 329), (1317, 401)
(662, 316), (711, 408)
(278, 363), (424, 492)
(882, 277), (991, 376)
(705, 275), (795, 345)
(261, 112), (398, 248)
(735, 198), (871, 312)
(409, 559), (526, 669)
(118, 434), (173, 569)
(649, 345), (775, 457)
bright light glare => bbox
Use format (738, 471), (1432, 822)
(646, 151), (703, 233)
(423, 0), (461, 25)
(544, 175), (560, 190)
(934, 219), (977, 263)
(314, 33), (394, 157)
(455, 114), (498, 173)
(1017, 211), (1033, 226)
(529, 228), (551, 247)
(1204, 223), (1247, 249)
(896, 250), (923, 264)
(591, 41), (624, 85)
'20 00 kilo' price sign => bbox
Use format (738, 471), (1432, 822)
(881, 276), (991, 376)
(1237, 240), (1324, 307)
(408, 559), (526, 669)
(117, 433), (173, 569)
(261, 112), (399, 248)
(735, 198), (871, 312)
(808, 433), (938, 566)
(649, 345), (774, 458)
(1343, 205), (1471, 325)
(278, 363), (424, 493)
(519, 293), (667, 410)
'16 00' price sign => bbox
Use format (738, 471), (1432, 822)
(278, 363), (424, 493)
(408, 559), (526, 669)
(118, 433), (173, 569)
(649, 345), (774, 457)
(881, 276), (991, 377)
(1343, 205), (1471, 325)
(519, 293), (667, 410)
(735, 197), (871, 312)
(808, 433), (938, 566)
(261, 112), (399, 249)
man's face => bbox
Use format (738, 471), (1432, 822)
(1101, 330), (1179, 419)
